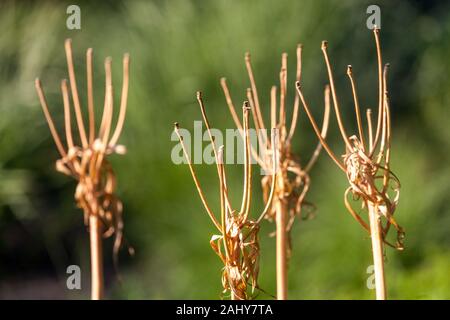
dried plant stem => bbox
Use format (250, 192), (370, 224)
(36, 40), (130, 300)
(275, 197), (287, 300)
(89, 215), (104, 300)
(368, 203), (386, 300)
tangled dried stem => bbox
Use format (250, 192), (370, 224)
(221, 46), (330, 299)
(295, 27), (404, 299)
(174, 93), (277, 300)
(221, 47), (330, 254)
(35, 39), (130, 299)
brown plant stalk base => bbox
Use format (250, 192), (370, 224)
(275, 200), (288, 300)
(368, 203), (386, 300)
(89, 215), (104, 300)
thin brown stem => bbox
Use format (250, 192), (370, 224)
(370, 27), (384, 156)
(61, 80), (74, 150)
(304, 85), (331, 172)
(65, 39), (88, 148)
(99, 58), (113, 143)
(217, 146), (229, 258)
(347, 65), (366, 150)
(86, 48), (95, 144)
(288, 44), (303, 140)
(197, 91), (223, 178)
(275, 198), (287, 300)
(247, 88), (268, 149)
(220, 79), (266, 168)
(257, 129), (278, 223)
(89, 214), (104, 300)
(376, 64), (390, 165)
(296, 82), (345, 171)
(321, 41), (352, 149)
(279, 53), (287, 129)
(245, 53), (266, 131)
(366, 109), (374, 151)
(174, 123), (221, 231)
(35, 79), (67, 157)
(368, 203), (386, 300)
(270, 86), (277, 129)
(110, 54), (130, 147)
(220, 78), (242, 130)
(239, 103), (252, 221)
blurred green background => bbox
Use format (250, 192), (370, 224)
(0, 0), (449, 299)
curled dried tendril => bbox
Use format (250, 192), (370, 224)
(35, 39), (131, 267)
(221, 46), (330, 256)
(296, 27), (404, 251)
(175, 94), (277, 299)
(211, 215), (260, 299)
(343, 136), (404, 250)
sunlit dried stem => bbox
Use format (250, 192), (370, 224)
(279, 53), (288, 130)
(110, 54), (130, 147)
(65, 39), (88, 148)
(174, 123), (221, 231)
(367, 108), (374, 151)
(270, 86), (277, 130)
(296, 82), (345, 171)
(368, 202), (386, 299)
(245, 53), (266, 131)
(288, 44), (303, 140)
(35, 39), (130, 300)
(175, 95), (277, 300)
(347, 65), (366, 151)
(297, 28), (404, 300)
(370, 27), (385, 156)
(220, 78), (266, 168)
(222, 46), (330, 300)
(86, 48), (95, 144)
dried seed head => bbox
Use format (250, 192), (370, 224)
(297, 29), (404, 250)
(221, 45), (331, 257)
(35, 39), (131, 266)
(175, 94), (277, 299)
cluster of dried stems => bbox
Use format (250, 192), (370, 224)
(174, 92), (278, 300)
(33, 28), (402, 301)
(221, 46), (331, 299)
(35, 39), (130, 300)
(295, 27), (404, 299)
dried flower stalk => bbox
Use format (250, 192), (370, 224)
(174, 92), (277, 300)
(35, 39), (130, 300)
(220, 47), (330, 299)
(296, 28), (404, 300)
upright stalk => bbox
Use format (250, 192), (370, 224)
(296, 27), (404, 300)
(275, 189), (287, 300)
(36, 40), (130, 301)
(221, 47), (329, 300)
(89, 215), (104, 300)
(368, 203), (386, 300)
